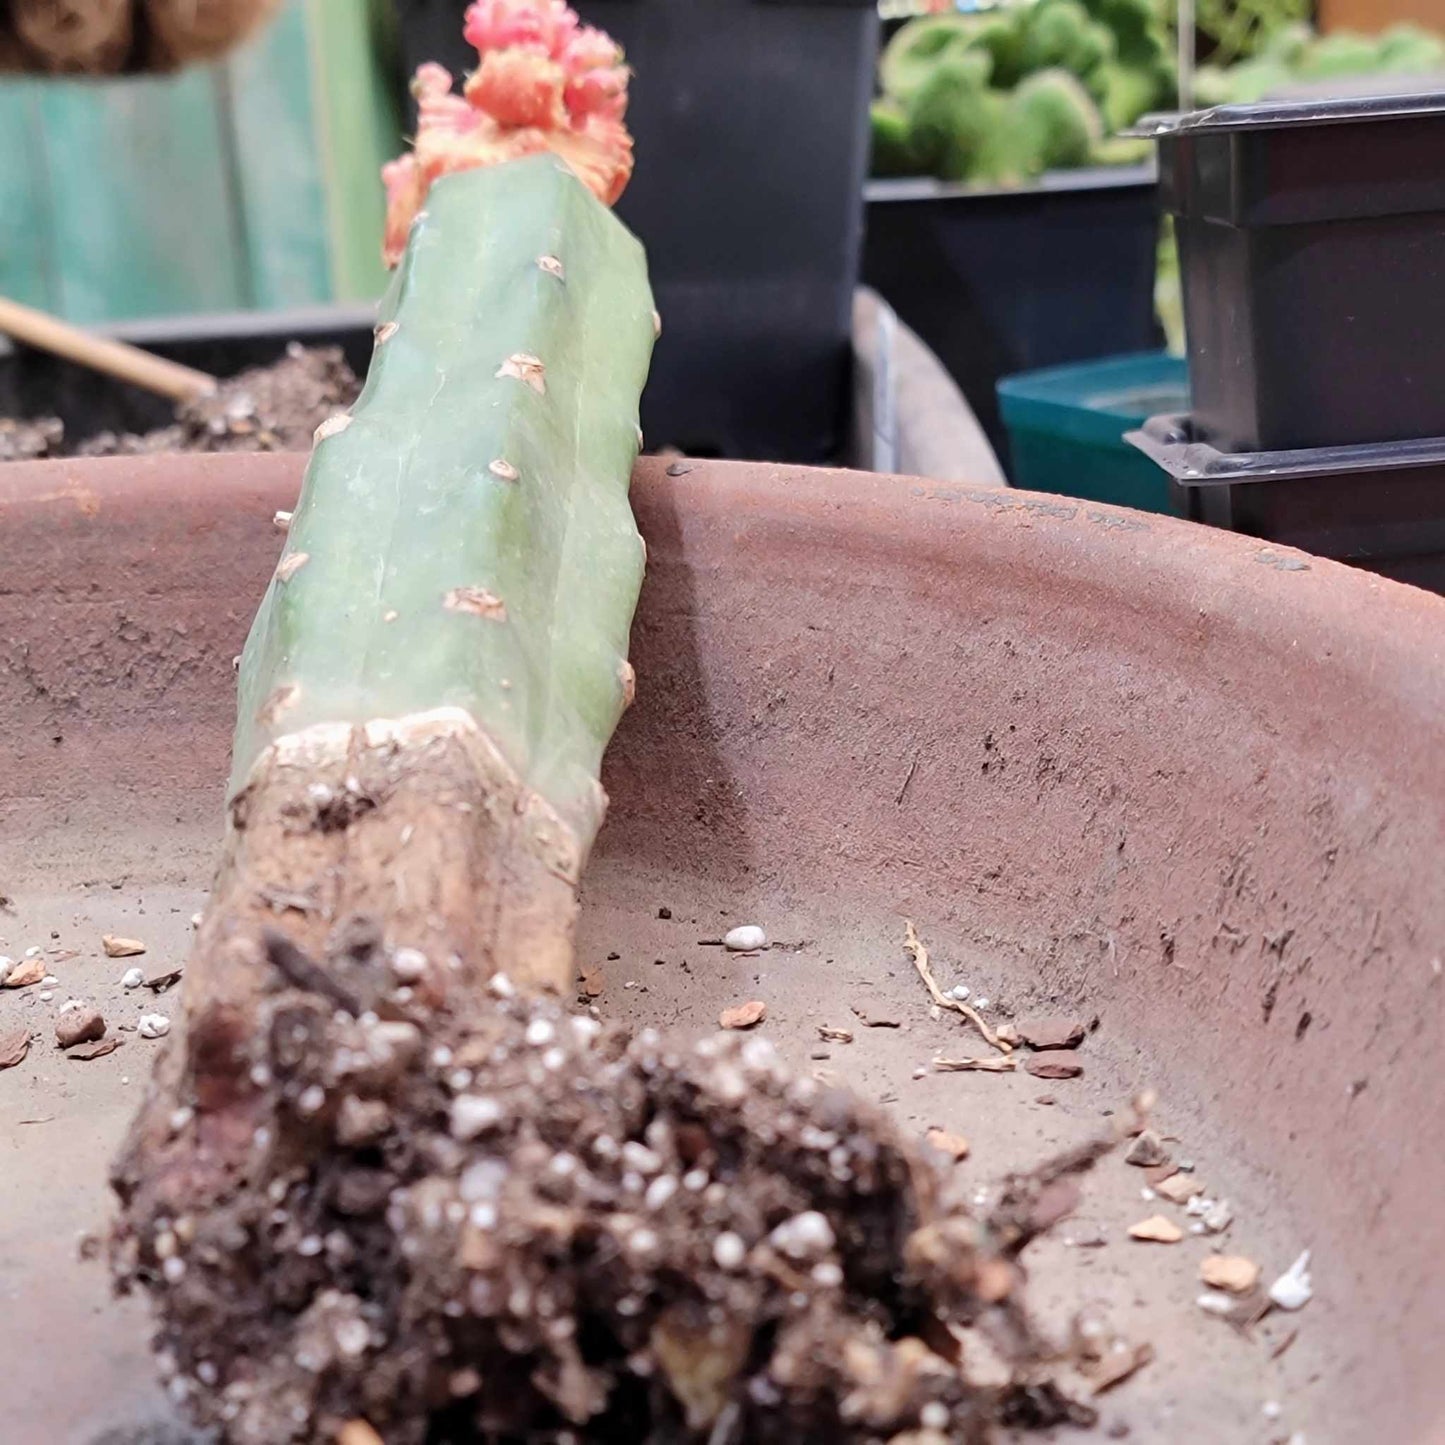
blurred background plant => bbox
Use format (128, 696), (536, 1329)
(873, 0), (1445, 184)
(1194, 0), (1309, 63)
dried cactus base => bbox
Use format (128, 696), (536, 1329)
(111, 955), (1097, 1445)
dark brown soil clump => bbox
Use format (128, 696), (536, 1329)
(110, 939), (1104, 1445)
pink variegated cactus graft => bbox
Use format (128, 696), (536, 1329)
(381, 0), (633, 267)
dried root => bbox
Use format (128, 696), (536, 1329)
(111, 930), (1102, 1445)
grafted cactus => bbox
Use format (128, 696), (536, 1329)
(382, 0), (635, 265)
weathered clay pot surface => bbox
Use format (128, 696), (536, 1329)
(0, 453), (1442, 1444)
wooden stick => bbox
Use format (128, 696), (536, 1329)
(0, 295), (217, 403)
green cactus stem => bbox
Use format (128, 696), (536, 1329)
(234, 155), (655, 848)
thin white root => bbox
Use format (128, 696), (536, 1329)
(904, 920), (1012, 1054)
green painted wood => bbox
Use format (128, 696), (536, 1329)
(0, 0), (397, 323)
(306, 0), (401, 303)
(222, 1), (334, 309)
(34, 68), (249, 321)
(0, 82), (53, 310)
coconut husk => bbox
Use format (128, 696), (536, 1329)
(10, 0), (134, 74)
(140, 0), (282, 69)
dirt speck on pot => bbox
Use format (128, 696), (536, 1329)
(1123, 1130), (1170, 1168)
(55, 1009), (106, 1050)
(68, 1037), (123, 1062)
(1127, 1215), (1183, 1244)
(1154, 1172), (1206, 1205)
(719, 999), (767, 1030)
(0, 1027), (31, 1069)
(2, 957), (45, 988)
(1199, 1255), (1261, 1295)
(1016, 1018), (1088, 1051)
(1025, 1052), (1084, 1080)
(924, 1128), (970, 1161)
(851, 1005), (902, 1029)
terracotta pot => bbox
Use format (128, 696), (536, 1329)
(0, 452), (1441, 1441)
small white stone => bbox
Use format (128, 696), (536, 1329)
(297, 1235), (324, 1257)
(38, 990), (53, 1002)
(460, 1158), (508, 1201)
(335, 1319), (370, 1359)
(450, 1095), (504, 1140)
(40, 975), (57, 987)
(391, 947), (428, 982)
(1203, 1200), (1234, 1233)
(628, 1228), (660, 1257)
(921, 1403), (949, 1431)
(161, 1256), (186, 1283)
(195, 1360), (219, 1386)
(488, 972), (516, 999)
(1269, 1250), (1313, 1311)
(542, 1047), (567, 1071)
(713, 1232), (746, 1270)
(1262, 1402), (1283, 1421)
(1196, 1291), (1235, 1316)
(296, 1084), (325, 1114)
(58, 998), (84, 1015)
(974, 997), (990, 1010)
(723, 925), (768, 952)
(525, 1018), (556, 1047)
(190, 913), (203, 928)
(24, 946), (39, 958)
(121, 968), (145, 989)
(769, 1211), (835, 1261)
(645, 1175), (678, 1211)
(622, 1141), (662, 1175)
(949, 984), (970, 1001)
(682, 1169), (708, 1192)
(812, 1261), (844, 1288)
(138, 1013), (171, 1039)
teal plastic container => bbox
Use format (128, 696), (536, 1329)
(997, 353), (1190, 514)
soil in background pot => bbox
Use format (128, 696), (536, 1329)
(0, 343), (360, 461)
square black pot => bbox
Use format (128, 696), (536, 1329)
(1150, 89), (1445, 455)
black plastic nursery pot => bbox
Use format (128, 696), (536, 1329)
(862, 167), (1164, 471)
(393, 0), (879, 464)
(1127, 412), (1445, 593)
(1148, 89), (1445, 455)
